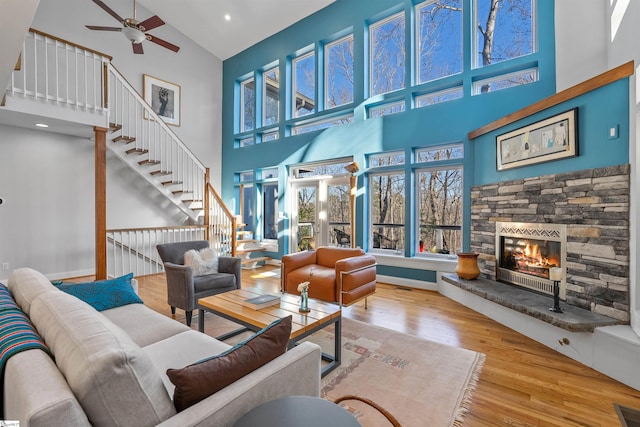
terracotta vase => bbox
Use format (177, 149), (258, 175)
(456, 252), (480, 280)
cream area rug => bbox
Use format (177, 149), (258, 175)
(310, 318), (485, 427)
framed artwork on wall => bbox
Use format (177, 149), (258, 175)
(496, 108), (578, 171)
(143, 74), (181, 126)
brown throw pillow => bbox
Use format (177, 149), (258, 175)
(167, 315), (292, 412)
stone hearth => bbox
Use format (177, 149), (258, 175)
(471, 164), (630, 321)
(442, 274), (624, 332)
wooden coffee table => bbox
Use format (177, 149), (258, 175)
(198, 287), (341, 377)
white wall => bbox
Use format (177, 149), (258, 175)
(604, 0), (640, 336)
(0, 0), (39, 94)
(554, 0), (608, 91)
(0, 0), (222, 279)
(30, 0), (223, 189)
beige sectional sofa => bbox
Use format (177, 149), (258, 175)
(3, 268), (322, 426)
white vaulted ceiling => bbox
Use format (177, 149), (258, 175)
(136, 0), (336, 60)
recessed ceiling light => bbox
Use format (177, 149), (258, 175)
(35, 123), (49, 128)
(224, 14), (231, 21)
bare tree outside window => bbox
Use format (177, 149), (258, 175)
(370, 12), (405, 96)
(416, 146), (463, 254)
(264, 67), (279, 126)
(476, 0), (533, 92)
(241, 78), (255, 131)
(370, 170), (405, 251)
(418, 167), (462, 254)
(326, 35), (354, 108)
(293, 52), (316, 117)
(417, 0), (463, 84)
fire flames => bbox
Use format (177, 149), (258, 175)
(511, 241), (560, 278)
(518, 242), (558, 267)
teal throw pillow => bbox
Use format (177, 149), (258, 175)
(56, 273), (143, 311)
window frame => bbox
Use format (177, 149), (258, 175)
(325, 33), (355, 110)
(472, 0), (537, 70)
(292, 50), (316, 119)
(414, 143), (464, 258)
(414, 0), (464, 85)
(263, 65), (280, 127)
(472, 67), (538, 95)
(239, 76), (255, 133)
(369, 10), (406, 97)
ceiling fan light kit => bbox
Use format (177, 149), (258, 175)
(86, 0), (180, 54)
(122, 25), (146, 44)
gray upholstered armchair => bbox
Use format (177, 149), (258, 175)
(156, 240), (241, 326)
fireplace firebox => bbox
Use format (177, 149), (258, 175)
(495, 222), (567, 298)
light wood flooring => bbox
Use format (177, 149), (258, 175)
(131, 267), (640, 426)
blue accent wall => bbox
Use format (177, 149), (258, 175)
(473, 78), (630, 185)
(219, 0), (632, 284)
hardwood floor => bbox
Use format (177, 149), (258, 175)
(133, 268), (640, 426)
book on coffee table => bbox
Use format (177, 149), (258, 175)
(240, 294), (281, 310)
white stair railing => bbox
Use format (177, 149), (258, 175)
(9, 28), (109, 113)
(7, 28), (239, 278)
(106, 223), (235, 279)
(107, 64), (206, 219)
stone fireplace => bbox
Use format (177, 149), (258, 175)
(495, 221), (566, 298)
(471, 164), (630, 322)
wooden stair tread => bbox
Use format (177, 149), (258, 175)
(112, 135), (135, 143)
(109, 123), (122, 132)
(241, 256), (271, 264)
(126, 148), (148, 155)
(162, 180), (183, 186)
(139, 159), (161, 165)
(237, 238), (260, 243)
(150, 170), (172, 176)
(236, 247), (266, 253)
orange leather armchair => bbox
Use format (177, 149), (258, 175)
(281, 246), (377, 307)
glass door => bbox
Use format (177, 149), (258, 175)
(290, 177), (350, 252)
(327, 179), (351, 247)
(292, 183), (319, 252)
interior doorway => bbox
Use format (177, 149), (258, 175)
(289, 160), (353, 253)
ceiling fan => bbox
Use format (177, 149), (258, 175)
(86, 0), (180, 54)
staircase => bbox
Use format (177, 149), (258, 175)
(2, 28), (238, 276)
(106, 65), (206, 222)
(235, 223), (271, 269)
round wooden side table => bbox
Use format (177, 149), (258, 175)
(233, 396), (361, 427)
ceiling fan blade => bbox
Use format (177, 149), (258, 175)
(146, 34), (180, 52)
(132, 42), (144, 54)
(86, 25), (122, 31)
(138, 15), (165, 32)
(90, 0), (125, 23)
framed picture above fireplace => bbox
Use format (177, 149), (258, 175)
(496, 108), (577, 171)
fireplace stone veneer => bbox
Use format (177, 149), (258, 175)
(471, 164), (630, 322)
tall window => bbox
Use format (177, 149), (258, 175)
(325, 34), (354, 109)
(240, 78), (255, 132)
(474, 0), (534, 69)
(263, 67), (279, 126)
(416, 0), (463, 84)
(416, 145), (463, 255)
(370, 171), (405, 252)
(370, 11), (405, 96)
(368, 152), (406, 252)
(262, 183), (278, 240)
(237, 171), (255, 235)
(292, 51), (316, 117)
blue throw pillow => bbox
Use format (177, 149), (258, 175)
(56, 273), (143, 311)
